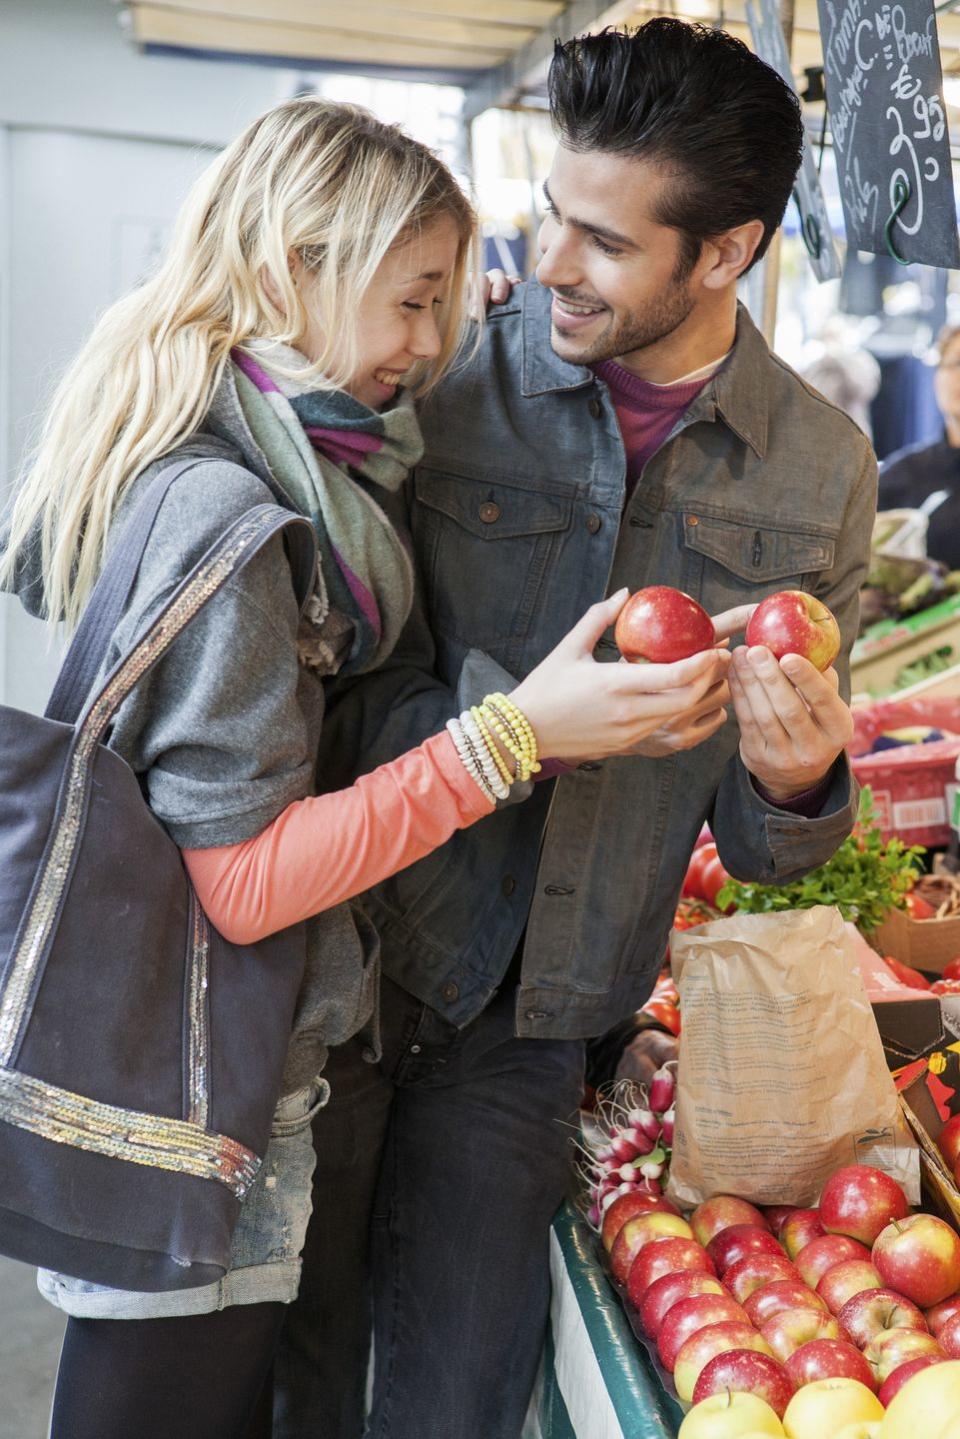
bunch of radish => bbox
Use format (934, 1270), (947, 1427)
(577, 1065), (677, 1230)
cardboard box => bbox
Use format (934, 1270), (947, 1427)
(850, 925), (945, 1063)
(901, 1068), (960, 1231)
(851, 594), (960, 698)
(869, 905), (960, 976)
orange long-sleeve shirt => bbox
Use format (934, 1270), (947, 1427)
(183, 731), (492, 945)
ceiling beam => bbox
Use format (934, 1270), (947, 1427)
(134, 0), (540, 49)
(127, 3), (504, 67)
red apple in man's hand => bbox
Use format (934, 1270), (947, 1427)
(762, 1205), (799, 1238)
(926, 1293), (960, 1338)
(638, 1270), (725, 1340)
(690, 1195), (770, 1248)
(626, 1237), (715, 1307)
(781, 1209), (826, 1260)
(744, 1279), (828, 1328)
(873, 1215), (960, 1308)
(673, 1321), (774, 1403)
(819, 1165), (909, 1245)
(837, 1287), (927, 1348)
(795, 1235), (870, 1290)
(783, 1337), (877, 1392)
(816, 1259), (884, 1315)
(863, 1326), (944, 1384)
(760, 1307), (841, 1361)
(610, 1212), (694, 1286)
(707, 1225), (785, 1277)
(877, 1353), (946, 1407)
(601, 1190), (680, 1252)
(692, 1350), (795, 1417)
(744, 590), (840, 672)
(658, 1292), (749, 1371)
(935, 1311), (960, 1359)
(723, 1251), (798, 1303)
(615, 586), (716, 664)
(937, 1114), (960, 1170)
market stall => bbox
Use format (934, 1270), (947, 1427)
(547, 604), (960, 1435)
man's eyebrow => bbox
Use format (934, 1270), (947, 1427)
(541, 181), (637, 251)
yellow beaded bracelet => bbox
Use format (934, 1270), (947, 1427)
(484, 693), (541, 777)
(482, 702), (532, 783)
(469, 706), (515, 787)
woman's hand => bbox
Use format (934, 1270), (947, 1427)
(509, 591), (731, 764)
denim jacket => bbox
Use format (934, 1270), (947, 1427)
(322, 281), (877, 1041)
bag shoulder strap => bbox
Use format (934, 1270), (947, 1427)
(76, 503), (316, 748)
(46, 458), (315, 725)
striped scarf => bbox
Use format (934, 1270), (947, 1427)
(231, 343), (421, 676)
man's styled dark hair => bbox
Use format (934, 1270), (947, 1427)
(548, 20), (804, 276)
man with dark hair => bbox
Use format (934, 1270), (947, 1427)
(276, 21), (876, 1439)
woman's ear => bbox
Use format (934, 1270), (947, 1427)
(260, 253), (303, 312)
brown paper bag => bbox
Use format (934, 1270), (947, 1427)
(667, 906), (920, 1209)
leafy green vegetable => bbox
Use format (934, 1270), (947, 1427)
(716, 787), (925, 934)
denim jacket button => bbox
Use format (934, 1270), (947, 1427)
(586, 514), (602, 534)
(588, 397), (603, 419)
(441, 981), (459, 1003)
(502, 875), (516, 896)
(479, 502), (501, 524)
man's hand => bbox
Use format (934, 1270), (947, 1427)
(728, 646), (854, 800)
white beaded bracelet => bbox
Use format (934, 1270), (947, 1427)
(446, 718), (500, 804)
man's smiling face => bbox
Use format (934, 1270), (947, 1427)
(535, 146), (702, 368)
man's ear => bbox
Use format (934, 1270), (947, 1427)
(701, 220), (766, 289)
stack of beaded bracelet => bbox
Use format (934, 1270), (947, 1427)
(479, 692), (541, 783)
(446, 716), (510, 804)
(446, 692), (540, 802)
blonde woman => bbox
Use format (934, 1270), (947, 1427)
(2, 99), (727, 1439)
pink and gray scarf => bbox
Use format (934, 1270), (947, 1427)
(231, 343), (421, 675)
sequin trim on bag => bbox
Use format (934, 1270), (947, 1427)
(0, 1068), (260, 1197)
(186, 899), (210, 1130)
(0, 509), (273, 1067)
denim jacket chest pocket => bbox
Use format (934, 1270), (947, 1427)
(412, 468), (574, 661)
(680, 512), (838, 615)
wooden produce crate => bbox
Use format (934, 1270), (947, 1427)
(851, 595), (960, 699)
(900, 1076), (960, 1232)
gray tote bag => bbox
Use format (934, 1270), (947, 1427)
(0, 460), (317, 1290)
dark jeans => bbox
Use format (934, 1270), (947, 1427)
(273, 976), (584, 1439)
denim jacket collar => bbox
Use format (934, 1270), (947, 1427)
(520, 279), (769, 459)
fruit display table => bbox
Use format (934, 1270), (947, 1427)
(525, 1202), (684, 1439)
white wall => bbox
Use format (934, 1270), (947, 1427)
(0, 0), (294, 710)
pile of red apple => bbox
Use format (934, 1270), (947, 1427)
(602, 1163), (960, 1428)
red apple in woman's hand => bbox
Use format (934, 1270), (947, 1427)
(615, 586), (716, 664)
(744, 590), (840, 672)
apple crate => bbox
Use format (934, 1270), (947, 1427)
(899, 1078), (960, 1234)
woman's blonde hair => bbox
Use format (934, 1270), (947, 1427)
(1, 99), (477, 628)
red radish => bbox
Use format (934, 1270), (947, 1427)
(649, 1066), (675, 1114)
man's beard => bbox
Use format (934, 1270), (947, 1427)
(550, 277), (696, 367)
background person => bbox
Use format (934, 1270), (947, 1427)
(878, 321), (960, 569)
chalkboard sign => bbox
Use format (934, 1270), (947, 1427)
(748, 0), (841, 281)
(817, 0), (960, 268)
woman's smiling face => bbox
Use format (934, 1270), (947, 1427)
(296, 215), (461, 410)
